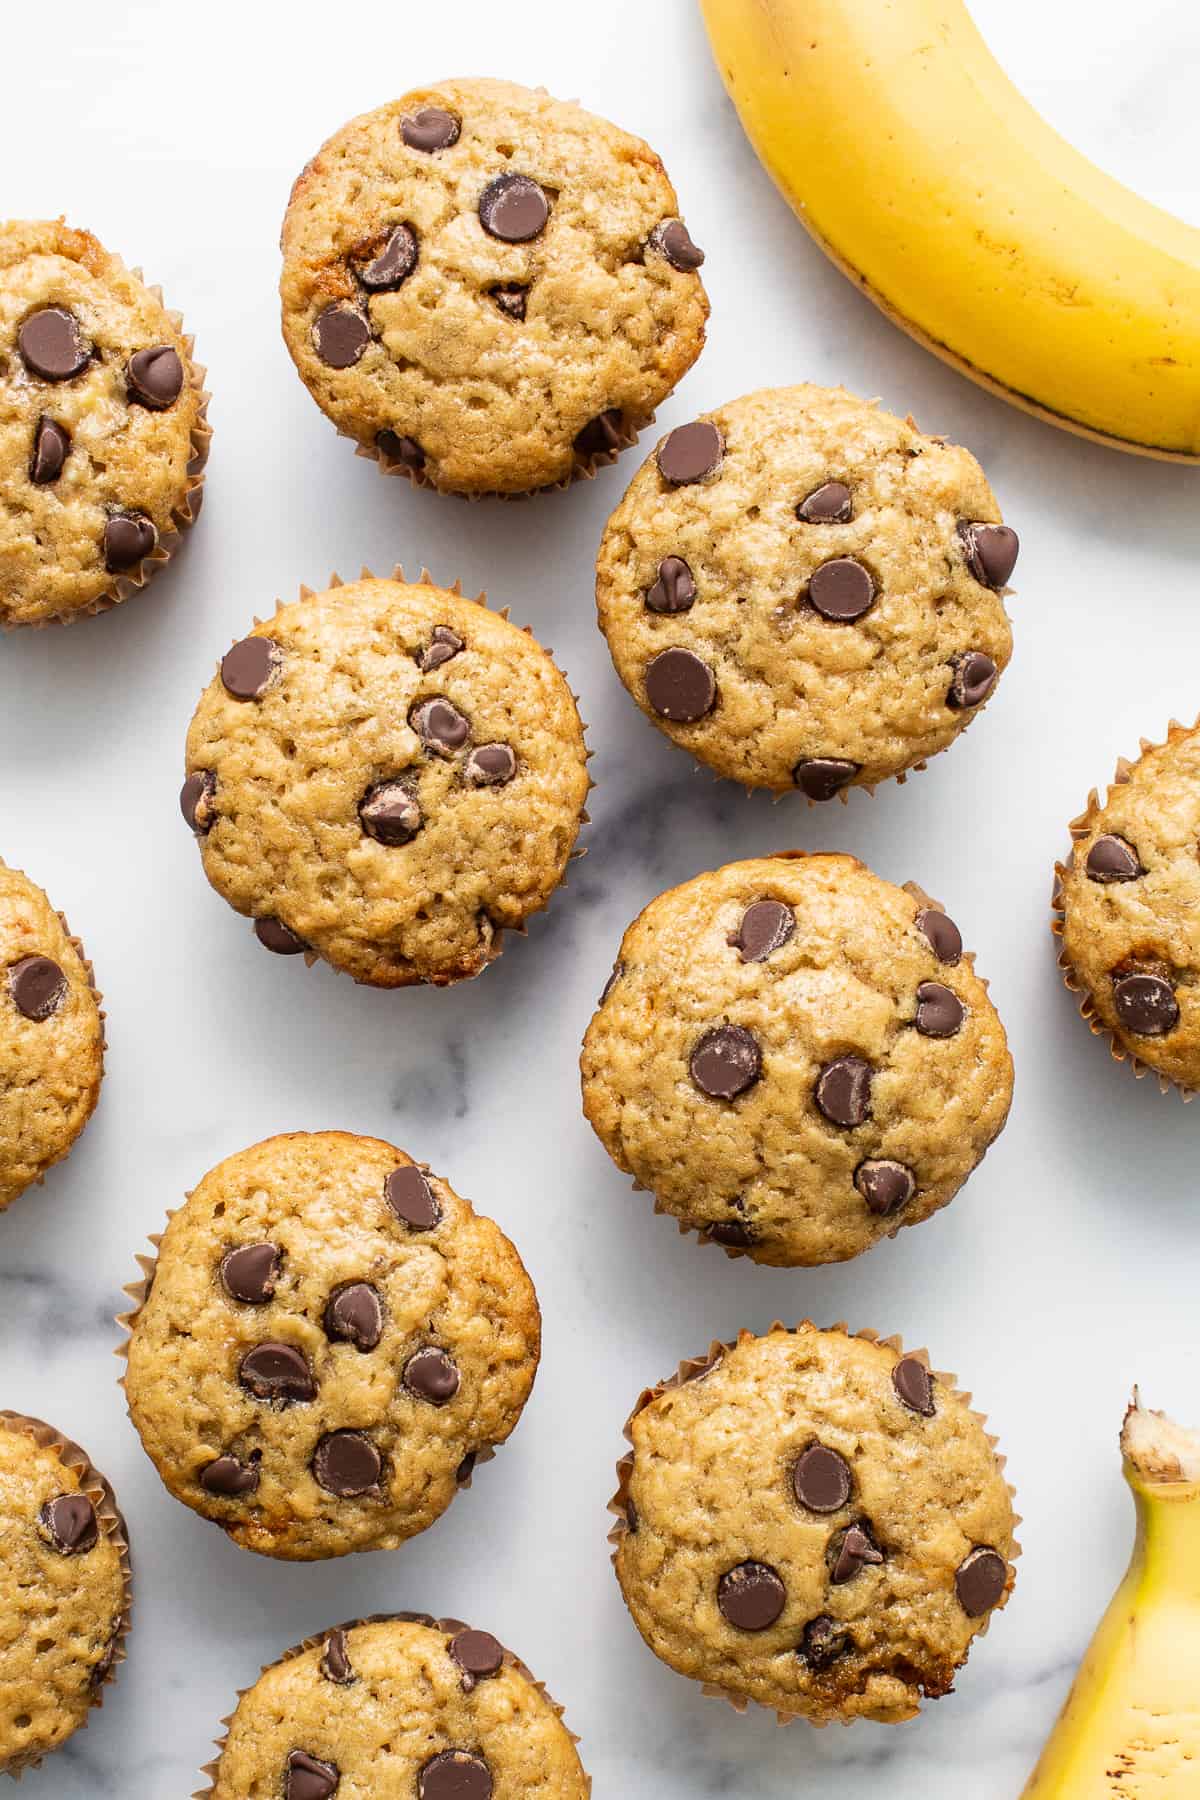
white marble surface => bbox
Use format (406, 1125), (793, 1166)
(1, 1), (1199, 1793)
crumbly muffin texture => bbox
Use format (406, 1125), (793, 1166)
(183, 575), (590, 987)
(208, 1615), (590, 1798)
(595, 385), (1017, 793)
(0, 864), (104, 1214)
(613, 1325), (1016, 1724)
(0, 219), (205, 626)
(0, 1416), (127, 1773)
(581, 854), (1012, 1266)
(123, 1132), (541, 1560)
(279, 77), (708, 495)
(1057, 720), (1200, 1090)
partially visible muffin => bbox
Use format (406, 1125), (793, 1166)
(0, 219), (208, 626)
(611, 1324), (1016, 1724)
(0, 863), (104, 1214)
(280, 78), (708, 495)
(595, 385), (1017, 794)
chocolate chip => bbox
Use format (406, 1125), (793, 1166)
(892, 1356), (936, 1417)
(377, 430), (426, 471)
(915, 981), (966, 1038)
(815, 1055), (872, 1127)
(625, 1499), (639, 1533)
(717, 1562), (786, 1631)
(455, 1452), (478, 1486)
(1113, 971), (1180, 1036)
(30, 415), (69, 483)
(90, 1632), (118, 1688)
(199, 1453), (260, 1496)
(491, 283), (528, 321)
(708, 1219), (754, 1248)
(127, 345), (184, 408)
(313, 305), (370, 368)
(574, 409), (623, 458)
(915, 908), (962, 964)
(285, 1749), (340, 1800)
(220, 1242), (281, 1304)
(39, 1494), (98, 1554)
(808, 557), (875, 622)
(1087, 835), (1143, 883)
(419, 1752), (492, 1800)
(421, 626), (465, 671)
(18, 308), (88, 380)
(180, 769), (217, 834)
(646, 556), (697, 614)
(793, 757), (859, 801)
(689, 1024), (762, 1099)
(385, 1164), (441, 1230)
(799, 1614), (849, 1670)
(412, 696), (471, 755)
(359, 779), (422, 846)
(450, 1628), (504, 1688)
(797, 481), (852, 523)
(651, 219), (705, 270)
(320, 1629), (355, 1685)
(959, 521), (1019, 588)
(948, 650), (998, 709)
(464, 743), (517, 787)
(312, 1430), (381, 1497)
(402, 107), (460, 152)
(220, 635), (279, 700)
(9, 956), (66, 1022)
(644, 647), (716, 721)
(324, 1282), (384, 1351)
(404, 1347), (460, 1405)
(479, 173), (550, 242)
(792, 1444), (852, 1513)
(657, 420), (723, 485)
(854, 1159), (915, 1216)
(729, 899), (795, 962)
(955, 1547), (1007, 1615)
(831, 1522), (883, 1583)
(239, 1342), (316, 1403)
(254, 917), (307, 955)
(357, 224), (419, 291)
(103, 511), (156, 572)
(600, 961), (624, 1004)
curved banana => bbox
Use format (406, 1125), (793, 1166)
(1021, 1396), (1200, 1796)
(698, 0), (1200, 461)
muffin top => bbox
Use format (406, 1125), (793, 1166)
(0, 1414), (128, 1773)
(0, 864), (104, 1213)
(279, 77), (708, 494)
(581, 854), (1012, 1266)
(612, 1325), (1016, 1724)
(183, 575), (590, 987)
(208, 1614), (590, 1799)
(595, 384), (1016, 793)
(1057, 719), (1200, 1089)
(123, 1132), (541, 1560)
(0, 218), (206, 626)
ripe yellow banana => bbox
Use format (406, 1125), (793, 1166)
(1021, 1396), (1200, 1796)
(698, 0), (1200, 461)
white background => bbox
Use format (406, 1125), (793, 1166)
(1, 2), (1199, 1794)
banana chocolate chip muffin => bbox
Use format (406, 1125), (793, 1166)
(581, 854), (1012, 1266)
(279, 77), (708, 495)
(122, 1131), (541, 1560)
(0, 863), (104, 1215)
(0, 1412), (131, 1775)
(182, 573), (590, 987)
(595, 384), (1017, 795)
(1055, 718), (1200, 1092)
(202, 1613), (590, 1798)
(0, 219), (208, 627)
(611, 1324), (1016, 1725)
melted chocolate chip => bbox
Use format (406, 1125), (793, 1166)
(402, 107), (461, 152)
(808, 557), (875, 622)
(30, 415), (69, 483)
(915, 981), (966, 1037)
(357, 224), (419, 291)
(729, 899), (795, 962)
(831, 1522), (883, 1583)
(955, 1547), (1007, 1615)
(799, 1614), (849, 1670)
(815, 1055), (872, 1127)
(892, 1356), (936, 1417)
(1113, 971), (1180, 1036)
(180, 769), (217, 834)
(220, 1242), (281, 1304)
(793, 1444), (852, 1513)
(657, 420), (723, 485)
(1086, 835), (1143, 883)
(491, 283), (528, 321)
(797, 481), (852, 524)
(478, 173), (550, 242)
(915, 908), (962, 964)
(9, 956), (66, 1022)
(103, 511), (156, 572)
(708, 1218), (754, 1248)
(948, 650), (998, 709)
(958, 521), (1019, 588)
(285, 1749), (340, 1800)
(19, 307), (88, 380)
(313, 305), (370, 368)
(39, 1494), (98, 1554)
(412, 696), (471, 755)
(419, 1752), (492, 1800)
(320, 1629), (355, 1685)
(421, 625), (464, 671)
(793, 757), (859, 801)
(450, 1628), (504, 1688)
(455, 1452), (478, 1486)
(254, 917), (308, 955)
(220, 635), (279, 700)
(312, 1430), (381, 1497)
(651, 219), (705, 270)
(324, 1282), (384, 1351)
(377, 430), (426, 471)
(646, 556), (696, 613)
(359, 779), (422, 846)
(644, 646), (716, 721)
(464, 743), (517, 787)
(199, 1452), (260, 1496)
(239, 1341), (316, 1403)
(385, 1164), (441, 1230)
(600, 961), (624, 1004)
(127, 345), (184, 408)
(689, 1024), (762, 1099)
(404, 1347), (461, 1405)
(717, 1562), (786, 1631)
(574, 409), (623, 458)
(854, 1159), (915, 1216)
